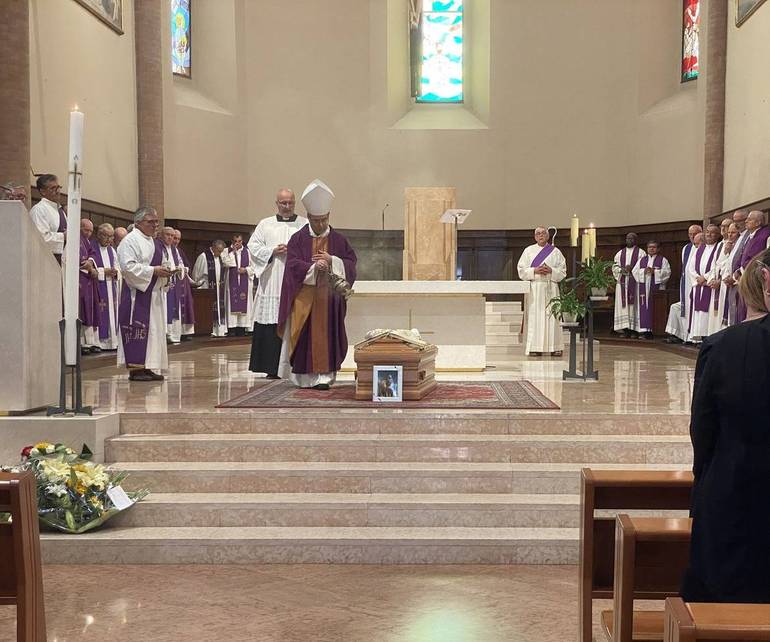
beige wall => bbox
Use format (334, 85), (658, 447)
(29, 0), (138, 211)
(165, 0), (707, 230)
(724, 0), (770, 210)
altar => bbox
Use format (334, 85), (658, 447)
(341, 281), (530, 371)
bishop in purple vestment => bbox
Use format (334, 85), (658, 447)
(736, 211), (770, 323)
(277, 180), (357, 389)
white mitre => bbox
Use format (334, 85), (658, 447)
(301, 179), (335, 215)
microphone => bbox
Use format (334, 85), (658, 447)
(381, 203), (390, 231)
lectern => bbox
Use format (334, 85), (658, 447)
(403, 187), (457, 280)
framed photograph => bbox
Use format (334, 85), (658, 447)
(372, 366), (403, 403)
(73, 0), (123, 35)
(737, 0), (768, 26)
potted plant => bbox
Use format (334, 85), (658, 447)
(548, 286), (586, 326)
(578, 257), (617, 298)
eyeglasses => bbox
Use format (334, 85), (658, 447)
(277, 201), (294, 206)
(43, 184), (62, 191)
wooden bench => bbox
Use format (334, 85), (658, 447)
(579, 468), (693, 642)
(665, 597), (770, 641)
(601, 515), (692, 642)
(0, 472), (46, 642)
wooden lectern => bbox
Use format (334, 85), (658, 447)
(403, 187), (457, 280)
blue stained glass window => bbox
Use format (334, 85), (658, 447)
(171, 0), (191, 78)
(418, 0), (463, 103)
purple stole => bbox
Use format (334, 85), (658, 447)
(90, 241), (117, 341)
(79, 234), (98, 328)
(689, 244), (718, 330)
(205, 248), (227, 324)
(679, 243), (693, 318)
(530, 243), (555, 268)
(167, 246), (196, 325)
(227, 247), (250, 314)
(740, 226), (770, 270)
(638, 254), (663, 330)
(118, 239), (164, 367)
(619, 247), (641, 308)
(57, 207), (67, 233)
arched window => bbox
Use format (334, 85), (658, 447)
(410, 1), (464, 103)
(172, 0), (192, 78)
(681, 0), (700, 82)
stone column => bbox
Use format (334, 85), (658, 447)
(0, 2), (30, 207)
(134, 0), (165, 219)
(702, 0), (728, 225)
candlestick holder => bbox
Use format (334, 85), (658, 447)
(48, 319), (93, 416)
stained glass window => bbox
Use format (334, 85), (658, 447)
(413, 0), (464, 103)
(681, 0), (700, 82)
(172, 0), (191, 78)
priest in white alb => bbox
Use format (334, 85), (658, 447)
(117, 207), (172, 381)
(665, 224), (702, 343)
(247, 188), (307, 378)
(192, 240), (228, 337)
(222, 234), (255, 336)
(517, 226), (567, 357)
(706, 218), (734, 336)
(91, 223), (121, 350)
(29, 174), (67, 261)
(632, 239), (671, 338)
(687, 226), (720, 342)
(612, 232), (646, 336)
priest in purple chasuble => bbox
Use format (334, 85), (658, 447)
(736, 210), (770, 323)
(168, 228), (195, 342)
(222, 233), (254, 335)
(192, 240), (228, 337)
(632, 240), (671, 338)
(612, 233), (646, 335)
(78, 218), (101, 352)
(277, 179), (357, 389)
(90, 223), (121, 350)
(516, 226), (567, 357)
(117, 207), (173, 382)
(665, 224), (702, 342)
(688, 225), (721, 341)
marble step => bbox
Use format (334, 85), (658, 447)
(486, 345), (522, 357)
(40, 525), (578, 564)
(118, 412), (691, 436)
(112, 492), (581, 528)
(106, 433), (692, 464)
(485, 333), (521, 346)
(109, 461), (692, 495)
(485, 312), (521, 323)
(486, 302), (522, 312)
(485, 321), (522, 333)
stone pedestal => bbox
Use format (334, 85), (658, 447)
(0, 202), (61, 412)
(403, 187), (457, 280)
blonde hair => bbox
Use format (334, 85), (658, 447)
(739, 248), (770, 314)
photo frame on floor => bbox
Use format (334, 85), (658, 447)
(372, 366), (403, 402)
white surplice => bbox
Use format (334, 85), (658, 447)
(116, 229), (168, 371)
(517, 243), (567, 355)
(29, 197), (65, 256)
(192, 251), (228, 337)
(247, 215), (308, 325)
(687, 242), (719, 340)
(93, 244), (121, 350)
(707, 242), (732, 336)
(612, 247), (647, 332)
(666, 244), (697, 341)
(221, 246), (256, 329)
(631, 254), (671, 333)
(277, 224), (346, 388)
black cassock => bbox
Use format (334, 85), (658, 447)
(682, 314), (770, 602)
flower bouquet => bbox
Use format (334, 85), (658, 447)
(1, 442), (148, 534)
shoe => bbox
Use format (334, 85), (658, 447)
(529, 351), (542, 357)
(643, 333), (654, 340)
(551, 351), (563, 357)
(181, 335), (192, 342)
(81, 348), (90, 357)
(312, 383), (330, 391)
(265, 374), (281, 380)
(145, 370), (165, 381)
(90, 346), (102, 353)
(129, 369), (154, 382)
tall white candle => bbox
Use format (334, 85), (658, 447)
(63, 108), (84, 366)
(588, 223), (597, 258)
(581, 230), (590, 263)
(570, 214), (580, 247)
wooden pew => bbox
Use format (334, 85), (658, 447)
(0, 472), (46, 642)
(579, 468), (693, 642)
(665, 597), (770, 641)
(602, 515), (692, 642)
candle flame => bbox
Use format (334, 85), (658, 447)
(73, 104), (80, 111)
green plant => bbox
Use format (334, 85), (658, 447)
(548, 286), (587, 321)
(578, 257), (617, 291)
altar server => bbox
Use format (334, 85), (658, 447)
(192, 240), (228, 337)
(91, 223), (121, 350)
(612, 232), (645, 336)
(688, 225), (721, 342)
(222, 234), (254, 336)
(665, 224), (702, 342)
(117, 207), (172, 381)
(517, 226), (567, 356)
(277, 179), (357, 389)
(247, 189), (307, 378)
(632, 240), (671, 338)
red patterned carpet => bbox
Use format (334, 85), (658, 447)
(218, 380), (559, 410)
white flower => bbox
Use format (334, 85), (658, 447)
(45, 483), (68, 498)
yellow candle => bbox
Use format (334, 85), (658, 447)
(581, 230), (590, 263)
(570, 214), (579, 247)
(588, 224), (597, 258)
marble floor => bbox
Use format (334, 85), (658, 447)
(0, 563), (628, 642)
(79, 341), (695, 416)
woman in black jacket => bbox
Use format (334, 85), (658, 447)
(681, 248), (770, 602)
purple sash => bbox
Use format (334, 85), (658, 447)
(691, 244), (718, 315)
(679, 242), (693, 317)
(637, 254), (663, 330)
(79, 234), (98, 328)
(91, 241), (117, 340)
(619, 247), (640, 308)
(530, 244), (555, 268)
(119, 239), (163, 367)
(205, 248), (227, 324)
(228, 247), (250, 314)
(167, 246), (196, 325)
(57, 207), (67, 233)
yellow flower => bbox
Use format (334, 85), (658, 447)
(71, 463), (109, 491)
(40, 458), (71, 482)
(34, 441), (50, 450)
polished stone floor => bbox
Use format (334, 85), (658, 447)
(80, 341), (695, 416)
(0, 563), (625, 642)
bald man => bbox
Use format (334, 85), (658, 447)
(517, 226), (567, 357)
(78, 218), (101, 353)
(114, 226), (128, 246)
(665, 224), (702, 343)
(736, 210), (770, 323)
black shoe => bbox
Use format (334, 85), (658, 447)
(145, 370), (165, 381)
(643, 333), (654, 340)
(266, 374), (281, 380)
(81, 348), (90, 356)
(181, 335), (192, 342)
(312, 383), (330, 391)
(129, 369), (154, 381)
(90, 346), (102, 353)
